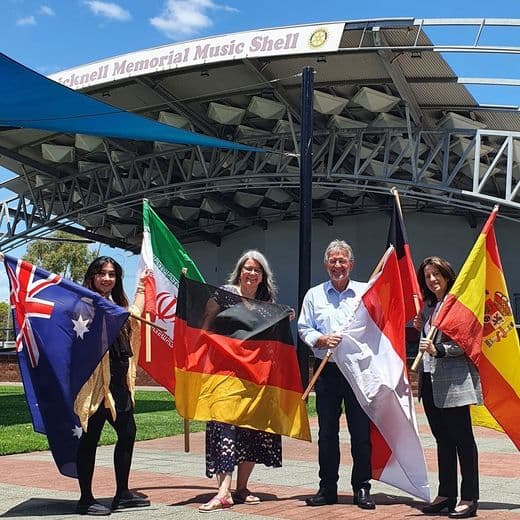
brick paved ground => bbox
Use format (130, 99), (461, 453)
(0, 402), (519, 519)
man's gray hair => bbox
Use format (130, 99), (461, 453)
(323, 239), (354, 263)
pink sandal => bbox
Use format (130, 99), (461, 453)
(198, 495), (233, 513)
(233, 488), (261, 504)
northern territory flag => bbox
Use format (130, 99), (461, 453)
(386, 195), (422, 322)
(173, 276), (311, 441)
(334, 247), (430, 501)
(433, 207), (520, 450)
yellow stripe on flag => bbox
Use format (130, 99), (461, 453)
(448, 233), (486, 326)
(470, 404), (504, 432)
(174, 368), (312, 442)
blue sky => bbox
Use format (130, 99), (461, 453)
(1, 0), (520, 299)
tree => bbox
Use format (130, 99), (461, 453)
(23, 231), (97, 283)
(0, 301), (11, 342)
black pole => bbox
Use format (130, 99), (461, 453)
(297, 66), (314, 389)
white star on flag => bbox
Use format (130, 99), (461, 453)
(72, 315), (90, 339)
(72, 425), (83, 439)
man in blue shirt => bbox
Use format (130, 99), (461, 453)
(298, 239), (375, 510)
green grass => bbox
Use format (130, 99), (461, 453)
(0, 385), (316, 456)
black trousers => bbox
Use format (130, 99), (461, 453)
(76, 405), (137, 501)
(315, 361), (371, 494)
(421, 373), (479, 501)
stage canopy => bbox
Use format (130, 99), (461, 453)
(0, 53), (259, 153)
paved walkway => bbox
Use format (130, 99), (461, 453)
(1, 402), (519, 519)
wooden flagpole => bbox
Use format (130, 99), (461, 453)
(179, 267), (190, 452)
(410, 326), (437, 371)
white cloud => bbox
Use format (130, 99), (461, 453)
(16, 15), (36, 26)
(39, 5), (55, 16)
(150, 0), (238, 39)
(84, 1), (131, 21)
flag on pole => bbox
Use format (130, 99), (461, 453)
(4, 254), (129, 477)
(173, 276), (311, 442)
(333, 246), (430, 501)
(139, 199), (204, 393)
(386, 191), (423, 322)
(433, 207), (520, 450)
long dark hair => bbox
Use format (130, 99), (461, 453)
(417, 256), (456, 306)
(83, 256), (129, 308)
(84, 256), (130, 340)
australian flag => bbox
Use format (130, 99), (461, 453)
(3, 254), (129, 478)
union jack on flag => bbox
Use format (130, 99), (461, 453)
(3, 254), (130, 478)
(6, 258), (62, 367)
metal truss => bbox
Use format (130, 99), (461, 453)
(1, 124), (519, 252)
(1, 17), (520, 252)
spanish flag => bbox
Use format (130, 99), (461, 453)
(173, 276), (311, 442)
(433, 207), (520, 450)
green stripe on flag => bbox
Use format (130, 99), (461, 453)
(143, 200), (205, 283)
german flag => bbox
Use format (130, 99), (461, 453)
(433, 207), (520, 450)
(173, 276), (311, 442)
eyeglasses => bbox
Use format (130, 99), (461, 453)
(242, 266), (263, 274)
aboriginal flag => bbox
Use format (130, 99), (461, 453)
(173, 276), (311, 441)
(386, 198), (422, 322)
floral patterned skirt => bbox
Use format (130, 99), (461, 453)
(205, 421), (282, 477)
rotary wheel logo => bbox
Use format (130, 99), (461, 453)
(156, 292), (177, 322)
(309, 28), (328, 49)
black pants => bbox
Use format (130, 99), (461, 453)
(421, 373), (479, 501)
(315, 361), (371, 494)
(77, 405), (136, 501)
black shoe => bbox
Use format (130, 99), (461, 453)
(422, 497), (457, 514)
(448, 501), (478, 518)
(111, 491), (150, 511)
(305, 490), (338, 506)
(76, 500), (111, 516)
(353, 488), (376, 510)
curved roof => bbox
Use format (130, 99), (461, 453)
(1, 17), (520, 252)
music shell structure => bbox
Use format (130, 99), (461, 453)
(1, 18), (520, 307)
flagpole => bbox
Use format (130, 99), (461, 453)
(180, 267), (190, 453)
(132, 313), (167, 331)
(301, 350), (331, 400)
(410, 326), (437, 371)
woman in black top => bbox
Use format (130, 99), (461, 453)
(75, 257), (150, 516)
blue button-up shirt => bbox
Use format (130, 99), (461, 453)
(298, 279), (367, 360)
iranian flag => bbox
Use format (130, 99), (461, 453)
(138, 199), (204, 394)
(333, 246), (430, 501)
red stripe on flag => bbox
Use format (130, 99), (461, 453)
(433, 295), (483, 364)
(479, 355), (520, 450)
(485, 226), (502, 271)
(370, 424), (392, 479)
(143, 274), (157, 317)
(363, 250), (406, 360)
(175, 318), (304, 393)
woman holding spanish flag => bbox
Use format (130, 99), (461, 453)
(414, 256), (482, 519)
